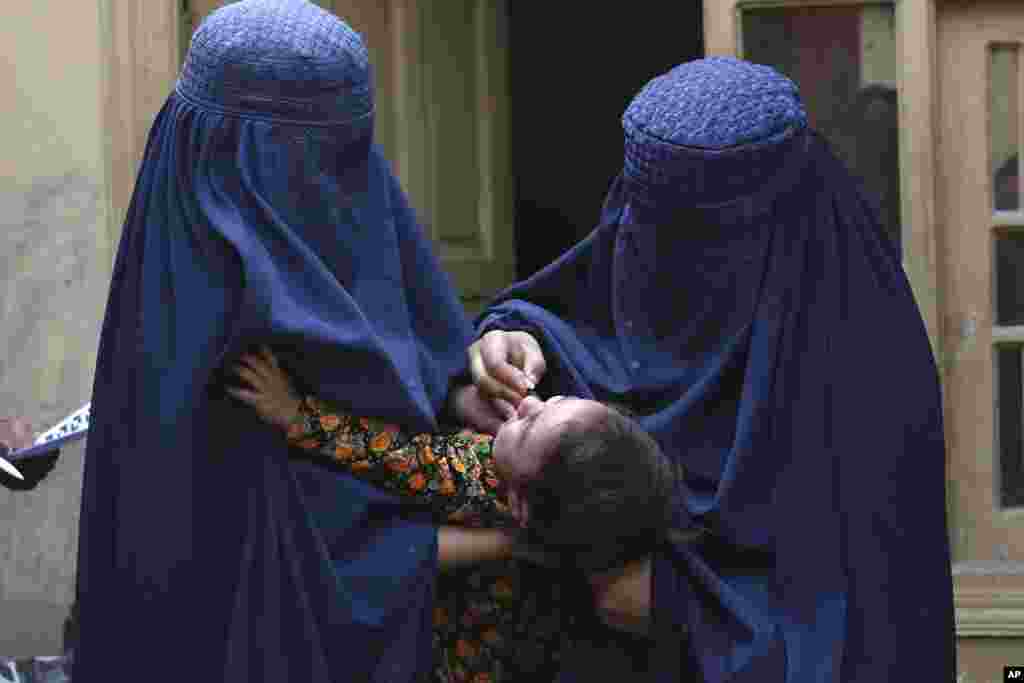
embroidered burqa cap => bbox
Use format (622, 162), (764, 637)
(74, 2), (472, 682)
(479, 57), (954, 681)
(621, 56), (809, 206)
(177, 0), (372, 123)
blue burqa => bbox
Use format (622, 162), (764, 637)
(74, 2), (473, 681)
(478, 58), (955, 682)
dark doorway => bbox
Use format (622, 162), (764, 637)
(508, 6), (704, 279)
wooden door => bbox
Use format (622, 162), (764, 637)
(412, 0), (515, 313)
(330, 0), (515, 313)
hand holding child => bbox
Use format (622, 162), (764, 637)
(227, 346), (302, 431)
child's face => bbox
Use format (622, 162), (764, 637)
(491, 395), (607, 492)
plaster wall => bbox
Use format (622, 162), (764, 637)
(0, 0), (112, 656)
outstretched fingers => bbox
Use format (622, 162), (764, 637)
(225, 385), (259, 407)
(233, 360), (264, 391)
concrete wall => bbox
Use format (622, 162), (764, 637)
(0, 0), (113, 655)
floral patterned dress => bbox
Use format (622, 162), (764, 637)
(288, 396), (565, 683)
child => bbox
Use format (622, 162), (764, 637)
(229, 347), (694, 682)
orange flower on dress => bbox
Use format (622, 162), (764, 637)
(370, 431), (392, 452)
(318, 414), (340, 431)
(455, 639), (477, 660)
(439, 478), (457, 496)
(333, 444), (354, 461)
(385, 454), (412, 474)
(419, 445), (436, 465)
(409, 473), (427, 492)
(452, 458), (467, 474)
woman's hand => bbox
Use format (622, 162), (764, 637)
(448, 384), (508, 435)
(589, 556), (652, 636)
(0, 417), (35, 451)
(226, 346), (302, 431)
(468, 330), (547, 406)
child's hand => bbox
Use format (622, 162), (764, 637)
(226, 346), (302, 431)
(589, 556), (652, 635)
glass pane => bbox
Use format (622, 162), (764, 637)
(996, 233), (1024, 325)
(742, 4), (902, 255)
(991, 46), (1020, 212)
(997, 346), (1024, 507)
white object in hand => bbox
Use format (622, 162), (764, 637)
(34, 403), (91, 446)
(0, 456), (24, 480)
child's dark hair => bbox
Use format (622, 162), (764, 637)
(521, 404), (700, 573)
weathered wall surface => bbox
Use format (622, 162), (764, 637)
(0, 1), (113, 655)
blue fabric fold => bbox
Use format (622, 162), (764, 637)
(74, 2), (473, 681)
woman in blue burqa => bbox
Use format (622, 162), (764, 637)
(72, 2), (498, 680)
(466, 57), (955, 681)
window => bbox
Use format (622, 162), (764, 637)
(991, 44), (1024, 508)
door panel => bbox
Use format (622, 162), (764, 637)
(415, 0), (515, 310)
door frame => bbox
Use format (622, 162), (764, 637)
(101, 0), (182, 248)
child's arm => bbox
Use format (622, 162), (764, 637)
(228, 347), (514, 528)
(287, 396), (511, 526)
(438, 526), (516, 571)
